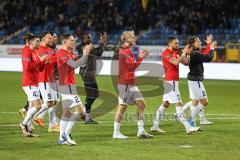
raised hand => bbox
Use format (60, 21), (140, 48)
(139, 49), (149, 59)
(211, 41), (217, 49)
(182, 44), (193, 55)
(38, 55), (49, 63)
(83, 43), (92, 55)
(205, 34), (213, 44)
(100, 32), (108, 44)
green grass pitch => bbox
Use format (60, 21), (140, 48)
(0, 71), (240, 160)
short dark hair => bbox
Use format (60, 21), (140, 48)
(60, 34), (73, 43)
(23, 32), (34, 43)
(167, 36), (177, 44)
(186, 36), (198, 46)
(49, 31), (57, 36)
(28, 35), (38, 42)
(40, 31), (50, 40)
(81, 32), (91, 39)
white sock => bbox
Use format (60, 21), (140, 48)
(176, 107), (190, 129)
(22, 107), (38, 125)
(27, 118), (33, 131)
(65, 112), (80, 135)
(137, 120), (144, 133)
(48, 107), (55, 128)
(35, 103), (49, 118)
(55, 116), (60, 125)
(52, 107), (59, 125)
(60, 117), (69, 139)
(183, 101), (192, 111)
(199, 108), (205, 121)
(190, 104), (204, 121)
(153, 105), (166, 127)
(113, 122), (121, 134)
(85, 113), (91, 121)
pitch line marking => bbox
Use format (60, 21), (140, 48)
(1, 117), (240, 127)
(179, 145), (193, 148)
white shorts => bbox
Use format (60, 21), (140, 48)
(39, 82), (58, 102)
(59, 85), (82, 109)
(188, 80), (208, 100)
(23, 86), (41, 102)
(118, 84), (144, 105)
(163, 81), (182, 104)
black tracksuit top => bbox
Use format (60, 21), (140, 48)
(187, 49), (214, 81)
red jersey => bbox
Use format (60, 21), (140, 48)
(57, 49), (76, 85)
(36, 45), (56, 83)
(118, 47), (143, 85)
(162, 48), (180, 81)
(22, 45), (39, 86)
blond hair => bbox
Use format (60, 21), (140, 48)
(121, 31), (135, 42)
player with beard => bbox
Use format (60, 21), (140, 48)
(151, 36), (200, 134)
(34, 32), (61, 132)
(33, 32), (58, 131)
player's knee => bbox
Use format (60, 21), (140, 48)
(191, 100), (199, 106)
(53, 101), (58, 106)
(136, 100), (145, 109)
(176, 102), (183, 107)
(119, 105), (127, 113)
(62, 108), (71, 118)
(72, 105), (85, 114)
(163, 102), (169, 108)
(33, 100), (42, 109)
(201, 101), (208, 106)
(46, 101), (54, 107)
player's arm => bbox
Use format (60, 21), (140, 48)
(37, 50), (53, 67)
(92, 44), (104, 57)
(168, 45), (192, 66)
(22, 50), (37, 70)
(201, 34), (213, 55)
(191, 50), (214, 62)
(180, 54), (190, 66)
(201, 43), (211, 55)
(66, 55), (88, 68)
(93, 32), (108, 57)
(123, 50), (148, 71)
(76, 44), (84, 58)
(191, 41), (216, 62)
(66, 44), (91, 68)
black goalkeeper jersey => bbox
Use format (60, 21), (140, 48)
(187, 49), (214, 81)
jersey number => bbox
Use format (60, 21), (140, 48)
(74, 96), (80, 103)
(33, 91), (39, 97)
(202, 91), (206, 96)
(48, 93), (52, 99)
